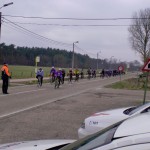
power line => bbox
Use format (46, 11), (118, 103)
(2, 15), (149, 20)
(2, 18), (131, 59)
(3, 17), (72, 48)
(3, 20), (56, 45)
(74, 45), (96, 57)
(3, 21), (137, 27)
(2, 17), (92, 56)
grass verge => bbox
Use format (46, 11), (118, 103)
(105, 78), (150, 90)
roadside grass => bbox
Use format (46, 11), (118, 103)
(105, 78), (150, 90)
(9, 65), (50, 79)
(0, 65), (69, 79)
(0, 65), (51, 79)
(0, 65), (95, 79)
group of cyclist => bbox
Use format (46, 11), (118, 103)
(50, 67), (64, 87)
(50, 67), (78, 85)
(87, 68), (96, 79)
(36, 66), (97, 88)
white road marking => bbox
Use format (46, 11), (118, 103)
(0, 89), (45, 97)
(0, 87), (102, 119)
(0, 74), (135, 119)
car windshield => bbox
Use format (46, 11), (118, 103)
(60, 121), (123, 150)
(128, 102), (150, 115)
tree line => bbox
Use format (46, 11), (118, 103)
(0, 43), (97, 68)
(0, 43), (104, 69)
(0, 43), (140, 71)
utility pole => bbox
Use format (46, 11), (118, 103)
(0, 12), (1, 42)
(72, 41), (78, 70)
(97, 53), (98, 70)
(0, 2), (13, 42)
(109, 56), (114, 69)
(72, 42), (75, 70)
(97, 51), (101, 70)
(0, 2), (13, 62)
(0, 12), (2, 62)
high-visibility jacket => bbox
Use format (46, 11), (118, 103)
(1, 65), (11, 77)
(74, 70), (79, 75)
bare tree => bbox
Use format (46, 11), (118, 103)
(128, 8), (150, 63)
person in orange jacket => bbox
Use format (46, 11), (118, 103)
(1, 62), (11, 94)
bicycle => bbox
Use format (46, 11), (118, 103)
(50, 74), (55, 84)
(87, 74), (91, 80)
(81, 73), (84, 79)
(37, 76), (42, 87)
(75, 74), (79, 82)
(67, 73), (73, 84)
(54, 77), (59, 89)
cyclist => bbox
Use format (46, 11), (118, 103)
(61, 69), (66, 84)
(80, 69), (84, 79)
(100, 69), (105, 78)
(74, 68), (79, 81)
(50, 66), (56, 83)
(87, 67), (92, 79)
(36, 68), (44, 86)
(92, 69), (96, 78)
(55, 68), (63, 87)
(68, 68), (73, 83)
(91, 69), (94, 78)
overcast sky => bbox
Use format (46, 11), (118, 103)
(0, 0), (150, 63)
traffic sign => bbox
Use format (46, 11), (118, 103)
(118, 65), (124, 71)
(142, 58), (150, 71)
(35, 56), (40, 63)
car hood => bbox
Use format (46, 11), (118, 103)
(87, 107), (131, 121)
(0, 139), (75, 150)
(85, 107), (132, 128)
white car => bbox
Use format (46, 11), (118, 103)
(0, 139), (75, 150)
(62, 112), (150, 150)
(78, 102), (150, 138)
(1, 113), (150, 150)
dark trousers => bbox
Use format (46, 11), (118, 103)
(62, 75), (65, 84)
(57, 76), (61, 85)
(69, 75), (72, 82)
(2, 78), (9, 94)
(41, 77), (43, 85)
(37, 76), (43, 86)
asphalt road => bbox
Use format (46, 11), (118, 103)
(0, 73), (149, 144)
